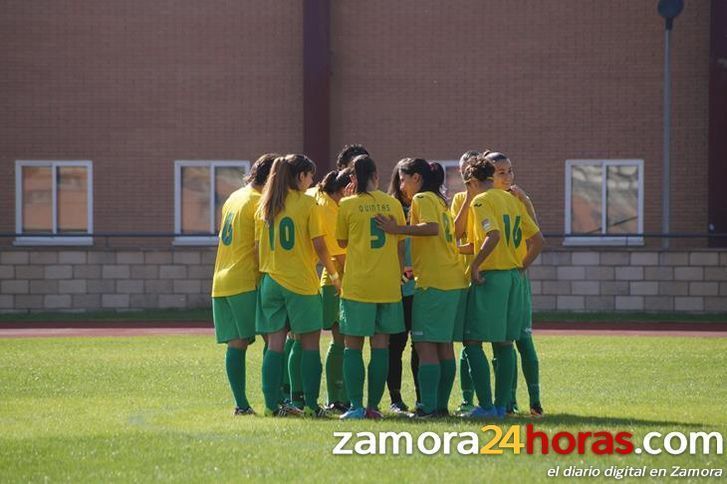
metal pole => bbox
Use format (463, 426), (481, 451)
(662, 26), (671, 249)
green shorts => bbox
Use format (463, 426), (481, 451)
(339, 298), (405, 337)
(464, 269), (524, 343)
(519, 276), (533, 340)
(321, 284), (340, 330)
(256, 274), (323, 335)
(411, 287), (467, 343)
(212, 290), (257, 344)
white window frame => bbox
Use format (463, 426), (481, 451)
(14, 160), (93, 246)
(435, 160), (461, 197)
(174, 160), (250, 246)
(564, 159), (644, 247)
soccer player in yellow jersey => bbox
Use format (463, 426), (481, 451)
(491, 155), (544, 417)
(336, 155), (407, 420)
(376, 158), (468, 418)
(305, 168), (354, 413)
(450, 149), (480, 416)
(211, 153), (278, 415)
(456, 154), (544, 418)
(255, 154), (341, 418)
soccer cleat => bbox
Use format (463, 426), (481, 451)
(409, 408), (436, 420)
(495, 406), (507, 419)
(325, 401), (350, 414)
(339, 407), (367, 420)
(506, 402), (520, 416)
(465, 406), (500, 419)
(304, 406), (331, 418)
(389, 401), (410, 415)
(234, 407), (255, 416)
(264, 404), (303, 417)
(530, 403), (544, 418)
(455, 402), (476, 416)
(365, 408), (384, 420)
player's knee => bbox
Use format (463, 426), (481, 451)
(227, 339), (247, 350)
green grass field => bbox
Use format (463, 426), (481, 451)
(1, 334), (725, 483)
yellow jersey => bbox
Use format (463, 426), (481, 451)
(336, 190), (406, 303)
(307, 186), (346, 287)
(450, 191), (473, 278)
(256, 190), (325, 295)
(410, 191), (467, 290)
(468, 188), (539, 271)
(212, 185), (261, 297)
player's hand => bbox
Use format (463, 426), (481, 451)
(375, 214), (400, 234)
(471, 267), (485, 285)
(509, 184), (529, 202)
(344, 176), (357, 197)
(331, 277), (342, 295)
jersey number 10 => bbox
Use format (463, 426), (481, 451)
(268, 217), (295, 250)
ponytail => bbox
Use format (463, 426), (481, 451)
(352, 154), (377, 195)
(398, 157), (446, 201)
(319, 168), (353, 195)
(258, 154), (316, 224)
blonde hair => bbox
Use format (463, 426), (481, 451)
(257, 154), (316, 224)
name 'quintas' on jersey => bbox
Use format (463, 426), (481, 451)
(336, 190), (406, 303)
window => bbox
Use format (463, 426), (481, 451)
(564, 159), (644, 246)
(174, 160), (250, 245)
(14, 161), (93, 245)
(437, 160), (465, 199)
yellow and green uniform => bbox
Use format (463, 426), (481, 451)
(336, 190), (406, 336)
(255, 190), (324, 334)
(409, 191), (468, 343)
(211, 185), (260, 343)
(465, 188), (539, 343)
(450, 191), (474, 280)
(307, 186), (345, 330)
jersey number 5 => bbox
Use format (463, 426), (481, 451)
(268, 217), (295, 250)
(369, 218), (386, 249)
(502, 215), (522, 248)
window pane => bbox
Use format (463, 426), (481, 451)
(181, 166), (211, 234)
(444, 165), (465, 198)
(214, 166), (246, 230)
(22, 166), (52, 233)
(606, 165), (639, 234)
(571, 164), (602, 234)
(57, 166), (88, 233)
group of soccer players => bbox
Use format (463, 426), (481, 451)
(210, 144), (545, 420)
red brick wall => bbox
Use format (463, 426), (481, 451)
(0, 1), (712, 248)
(0, 0), (303, 246)
(330, 0), (710, 241)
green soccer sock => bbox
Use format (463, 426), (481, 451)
(367, 348), (389, 409)
(516, 336), (541, 406)
(418, 363), (441, 414)
(289, 340), (303, 403)
(281, 337), (294, 400)
(438, 358), (456, 413)
(459, 347), (474, 405)
(301, 349), (322, 410)
(493, 345), (516, 409)
(325, 341), (346, 404)
(511, 345), (519, 406)
(463, 345), (493, 410)
(225, 346), (249, 410)
(262, 349), (284, 411)
(343, 348), (365, 409)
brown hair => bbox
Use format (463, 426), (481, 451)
(258, 154), (316, 224)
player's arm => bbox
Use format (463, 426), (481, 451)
(521, 231), (545, 270)
(510, 185), (538, 225)
(454, 189), (474, 239)
(313, 236), (341, 292)
(397, 239), (406, 275)
(458, 242), (474, 254)
(375, 215), (438, 236)
(470, 231), (500, 284)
